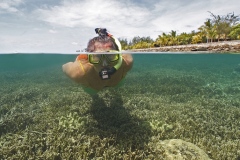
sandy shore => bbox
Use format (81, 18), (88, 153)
(130, 40), (240, 53)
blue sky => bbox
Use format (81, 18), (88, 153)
(0, 0), (239, 53)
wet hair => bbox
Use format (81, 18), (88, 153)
(86, 35), (118, 52)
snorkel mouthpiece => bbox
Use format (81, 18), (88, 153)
(99, 67), (116, 80)
(99, 55), (122, 80)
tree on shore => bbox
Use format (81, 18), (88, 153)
(120, 36), (154, 49)
(208, 11), (239, 41)
(118, 38), (129, 50)
(229, 24), (240, 39)
(191, 34), (202, 44)
(119, 11), (240, 49)
(155, 33), (169, 47)
(198, 19), (217, 43)
(177, 32), (192, 45)
(155, 30), (182, 46)
(169, 30), (179, 46)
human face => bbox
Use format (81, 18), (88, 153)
(89, 54), (120, 72)
(94, 41), (113, 52)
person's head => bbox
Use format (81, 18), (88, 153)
(86, 35), (118, 52)
(86, 35), (122, 79)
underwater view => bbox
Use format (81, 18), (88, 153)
(0, 53), (240, 159)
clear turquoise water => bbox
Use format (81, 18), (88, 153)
(0, 53), (240, 159)
(1, 53), (240, 103)
(1, 53), (239, 80)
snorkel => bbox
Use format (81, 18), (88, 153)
(99, 54), (122, 80)
(95, 28), (123, 80)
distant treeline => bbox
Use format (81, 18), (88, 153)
(118, 12), (240, 50)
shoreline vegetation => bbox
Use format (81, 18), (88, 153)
(119, 12), (240, 53)
(129, 40), (240, 53)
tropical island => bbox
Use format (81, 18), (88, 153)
(119, 12), (240, 53)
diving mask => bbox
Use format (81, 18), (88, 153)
(88, 54), (119, 64)
(88, 53), (122, 80)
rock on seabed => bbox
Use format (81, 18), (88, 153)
(160, 139), (211, 160)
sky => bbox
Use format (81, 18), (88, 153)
(0, 0), (239, 53)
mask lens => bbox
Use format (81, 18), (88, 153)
(89, 54), (102, 64)
(105, 54), (119, 62)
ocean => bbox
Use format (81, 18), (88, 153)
(0, 53), (239, 159)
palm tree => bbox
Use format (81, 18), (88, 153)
(155, 33), (169, 46)
(229, 24), (240, 39)
(169, 30), (179, 46)
(199, 19), (217, 43)
(191, 34), (202, 44)
(178, 32), (192, 45)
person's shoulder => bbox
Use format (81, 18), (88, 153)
(122, 54), (133, 69)
(122, 54), (133, 61)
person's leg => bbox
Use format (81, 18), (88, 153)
(83, 87), (98, 95)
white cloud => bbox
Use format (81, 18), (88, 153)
(49, 29), (57, 33)
(0, 0), (23, 13)
(32, 0), (157, 42)
(33, 0), (240, 40)
(0, 0), (240, 53)
(34, 0), (150, 28)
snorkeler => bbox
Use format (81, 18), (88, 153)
(62, 28), (133, 94)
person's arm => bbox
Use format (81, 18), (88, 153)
(62, 61), (85, 82)
(122, 54), (133, 72)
